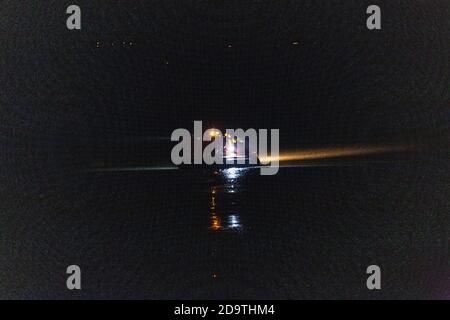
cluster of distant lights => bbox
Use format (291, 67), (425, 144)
(94, 40), (300, 66)
(95, 41), (300, 49)
(95, 41), (133, 48)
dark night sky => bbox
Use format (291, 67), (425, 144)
(1, 0), (450, 165)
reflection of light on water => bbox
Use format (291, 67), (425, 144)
(209, 170), (245, 232)
(226, 184), (236, 193)
(221, 167), (247, 180)
(227, 214), (242, 230)
(210, 214), (221, 230)
(210, 213), (242, 231)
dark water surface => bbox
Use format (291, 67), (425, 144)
(1, 161), (449, 299)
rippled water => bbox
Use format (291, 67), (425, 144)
(1, 161), (449, 299)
